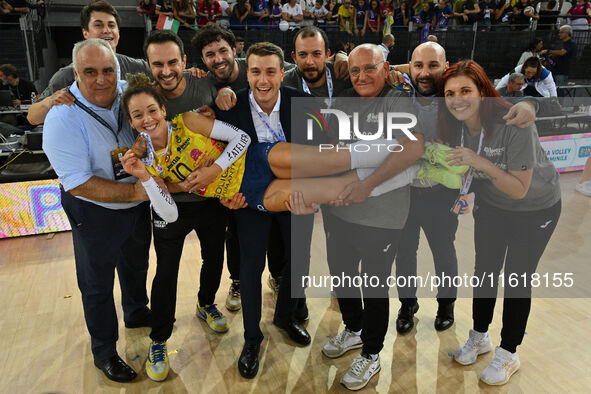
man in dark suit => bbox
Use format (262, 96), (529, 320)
(212, 42), (322, 379)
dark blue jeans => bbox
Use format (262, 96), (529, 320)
(60, 190), (151, 361)
(395, 185), (459, 307)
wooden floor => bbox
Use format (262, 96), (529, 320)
(1, 172), (590, 393)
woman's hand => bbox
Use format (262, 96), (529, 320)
(120, 149), (150, 182)
(446, 146), (485, 169)
(187, 164), (223, 193)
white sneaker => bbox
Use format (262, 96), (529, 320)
(322, 328), (363, 358)
(480, 347), (520, 385)
(575, 181), (591, 197)
(454, 329), (493, 365)
(340, 354), (381, 391)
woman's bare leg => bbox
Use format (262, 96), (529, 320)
(267, 143), (353, 179)
(267, 141), (402, 179)
(263, 171), (360, 212)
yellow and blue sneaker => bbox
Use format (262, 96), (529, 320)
(417, 161), (463, 189)
(196, 302), (229, 333)
(146, 340), (169, 381)
(424, 143), (469, 175)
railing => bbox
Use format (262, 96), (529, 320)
(0, 11), (44, 83)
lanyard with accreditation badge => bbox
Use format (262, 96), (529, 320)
(67, 87), (131, 180)
(301, 66), (333, 107)
(451, 127), (484, 215)
(249, 90), (287, 142)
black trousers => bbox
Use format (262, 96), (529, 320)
(395, 186), (459, 307)
(323, 210), (401, 355)
(226, 211), (286, 281)
(234, 208), (313, 344)
(472, 198), (561, 353)
(149, 199), (226, 342)
(274, 213), (313, 324)
(60, 190), (151, 361)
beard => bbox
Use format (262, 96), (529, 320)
(156, 73), (183, 92)
(212, 60), (235, 83)
(301, 65), (326, 84)
(411, 73), (437, 96)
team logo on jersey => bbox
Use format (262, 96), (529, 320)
(177, 138), (190, 153)
(156, 164), (164, 176)
(190, 148), (203, 162)
(165, 153), (171, 163)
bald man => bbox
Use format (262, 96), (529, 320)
(42, 39), (151, 383)
(379, 34), (395, 61)
(321, 43), (424, 391)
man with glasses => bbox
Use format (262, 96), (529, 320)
(321, 43), (424, 391)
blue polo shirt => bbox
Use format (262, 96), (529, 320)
(42, 80), (140, 210)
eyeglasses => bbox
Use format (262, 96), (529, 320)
(349, 61), (385, 77)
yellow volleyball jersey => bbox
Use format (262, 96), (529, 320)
(146, 114), (246, 199)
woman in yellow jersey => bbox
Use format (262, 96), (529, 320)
(119, 75), (430, 219)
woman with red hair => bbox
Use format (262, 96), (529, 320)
(437, 60), (561, 386)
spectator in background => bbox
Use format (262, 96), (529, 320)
(418, 0), (436, 26)
(235, 35), (246, 57)
(511, 0), (537, 31)
(496, 56), (557, 97)
(310, 0), (329, 26)
(496, 72), (525, 97)
(367, 0), (382, 32)
(435, 0), (454, 30)
(538, 0), (559, 30)
(393, 1), (410, 30)
(231, 0), (250, 29)
(156, 0), (175, 18)
(137, 0), (157, 23)
(282, 0), (304, 29)
(325, 0), (340, 30)
(250, 0), (269, 28)
(455, 0), (480, 29)
(478, 0), (496, 30)
(198, 0), (222, 25)
(173, 0), (196, 27)
(517, 38), (546, 66)
(411, 0), (424, 16)
(379, 33), (395, 59)
(381, 0), (395, 20)
(494, 0), (513, 30)
(268, 0), (283, 28)
(0, 64), (37, 105)
(338, 0), (356, 34)
(301, 0), (316, 26)
(567, 0), (591, 30)
(547, 24), (577, 83)
(354, 0), (369, 36)
(217, 0), (232, 27)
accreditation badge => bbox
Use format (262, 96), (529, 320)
(110, 147), (131, 180)
(451, 192), (475, 215)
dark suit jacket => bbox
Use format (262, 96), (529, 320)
(215, 86), (326, 146)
